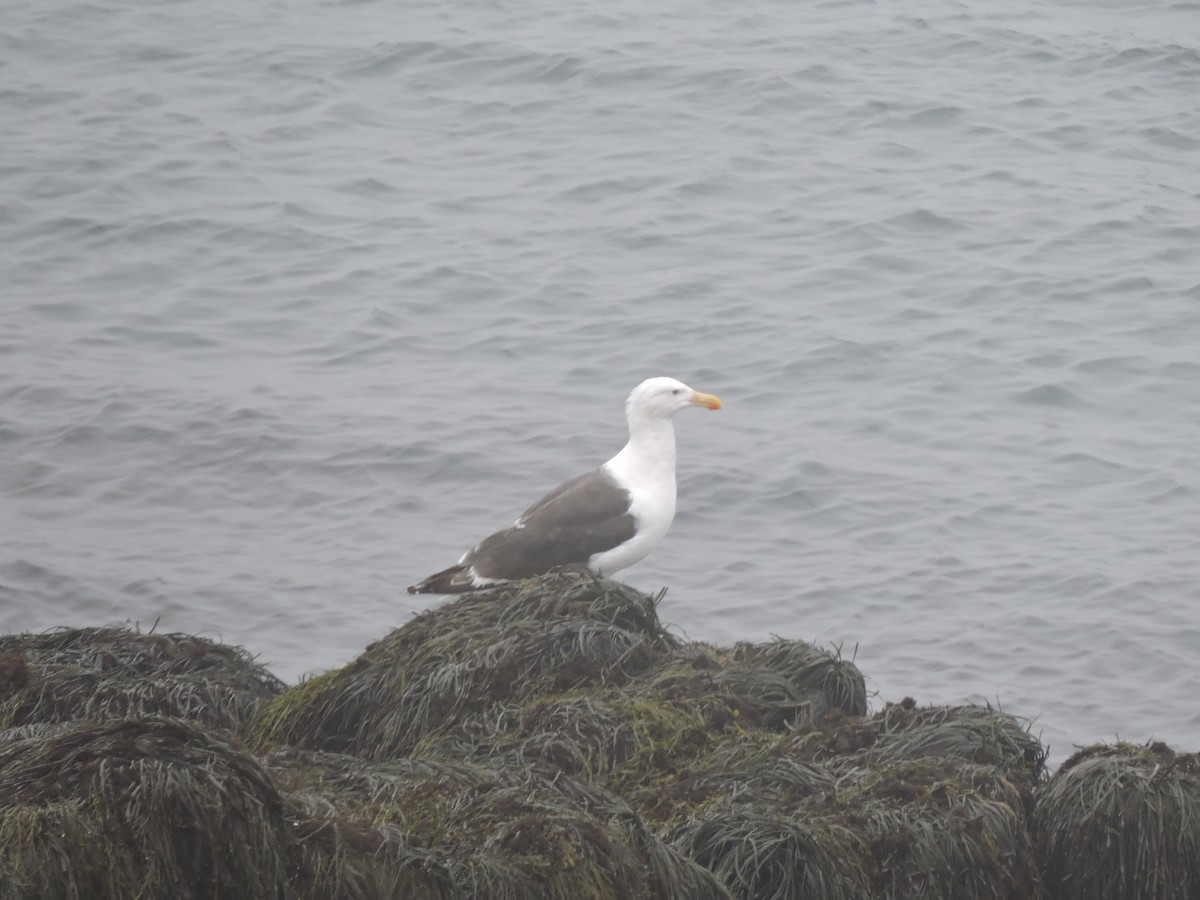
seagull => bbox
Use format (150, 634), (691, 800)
(407, 376), (722, 593)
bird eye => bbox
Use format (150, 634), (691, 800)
(672, 389), (681, 395)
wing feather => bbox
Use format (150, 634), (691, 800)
(463, 469), (636, 580)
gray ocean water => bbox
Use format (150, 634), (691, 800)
(3, 0), (1198, 764)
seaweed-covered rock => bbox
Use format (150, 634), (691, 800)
(670, 810), (872, 900)
(686, 757), (838, 809)
(252, 575), (675, 758)
(0, 575), (1105, 900)
(1034, 741), (1200, 900)
(827, 759), (1040, 900)
(0, 716), (291, 900)
(865, 699), (1047, 787)
(459, 690), (715, 783)
(729, 638), (868, 722)
(265, 747), (732, 900)
(665, 751), (1039, 899)
(267, 750), (459, 900)
(0, 626), (284, 736)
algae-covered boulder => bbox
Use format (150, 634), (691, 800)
(252, 573), (876, 847)
(1034, 741), (1200, 900)
(825, 759), (1040, 900)
(265, 750), (456, 900)
(0, 716), (292, 900)
(670, 810), (873, 900)
(252, 575), (678, 758)
(0, 574), (1072, 900)
(666, 755), (1039, 900)
(865, 699), (1047, 787)
(265, 747), (732, 900)
(443, 689), (716, 786)
(726, 638), (868, 724)
(0, 626), (284, 737)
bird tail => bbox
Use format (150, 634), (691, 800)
(407, 564), (487, 594)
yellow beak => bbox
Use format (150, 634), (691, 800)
(690, 391), (723, 411)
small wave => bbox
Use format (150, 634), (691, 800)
(902, 105), (965, 126)
(882, 208), (964, 232)
(1012, 384), (1087, 408)
(339, 41), (469, 78)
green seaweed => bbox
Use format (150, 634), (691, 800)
(1034, 741), (1200, 900)
(250, 574), (675, 759)
(671, 810), (873, 900)
(0, 574), (1081, 900)
(825, 759), (1040, 899)
(866, 698), (1048, 786)
(264, 747), (732, 900)
(0, 626), (283, 737)
(0, 717), (292, 900)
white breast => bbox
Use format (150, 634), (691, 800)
(588, 456), (677, 576)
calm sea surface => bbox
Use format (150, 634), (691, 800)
(3, 0), (1198, 764)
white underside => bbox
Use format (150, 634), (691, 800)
(588, 450), (676, 576)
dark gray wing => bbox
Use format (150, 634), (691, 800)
(462, 468), (636, 581)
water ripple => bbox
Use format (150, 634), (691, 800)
(2, 0), (1198, 766)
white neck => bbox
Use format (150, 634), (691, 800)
(590, 404), (680, 576)
(605, 409), (676, 483)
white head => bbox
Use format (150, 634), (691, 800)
(625, 376), (723, 421)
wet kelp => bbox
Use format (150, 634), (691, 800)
(821, 759), (1039, 900)
(252, 576), (869, 773)
(0, 626), (283, 737)
(671, 811), (873, 900)
(662, 746), (1038, 899)
(865, 699), (1047, 787)
(728, 637), (868, 723)
(1034, 741), (1200, 900)
(0, 717), (291, 900)
(244, 573), (1056, 899)
(252, 576), (678, 758)
(6, 573), (1191, 899)
(265, 748), (732, 900)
